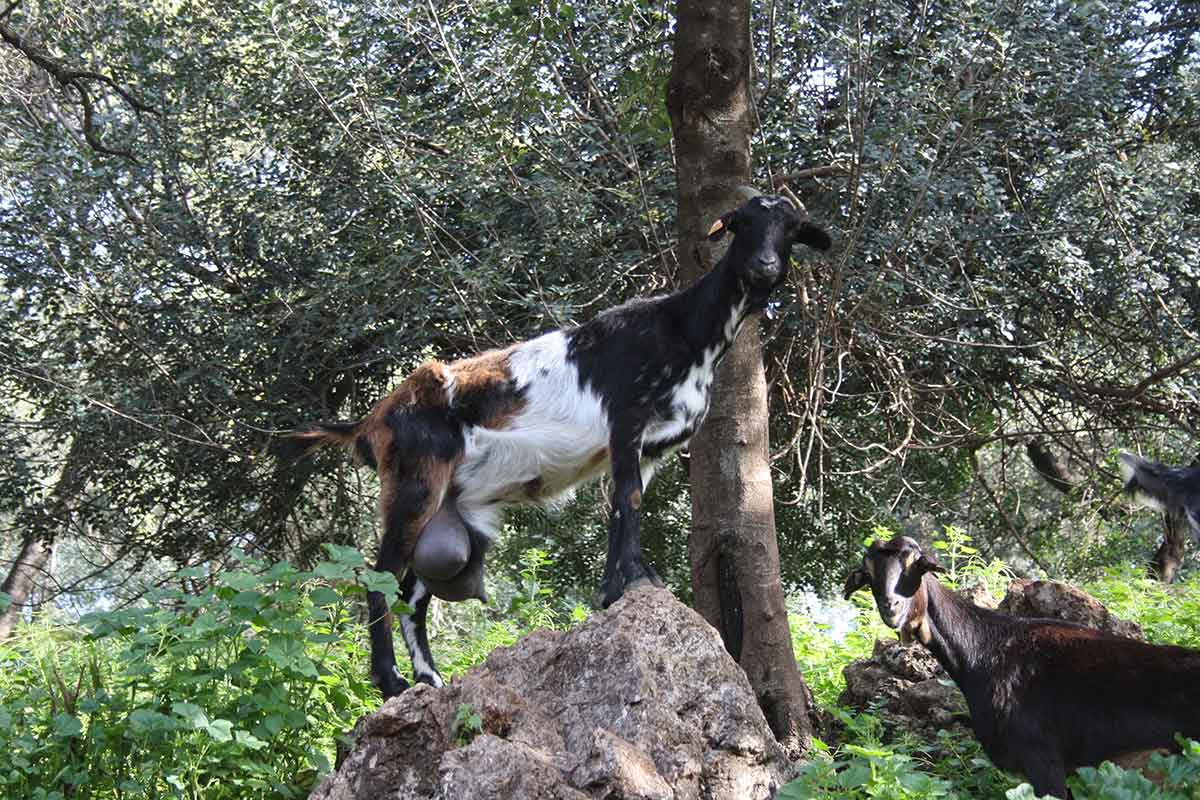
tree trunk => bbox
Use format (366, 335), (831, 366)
(0, 436), (88, 639)
(667, 0), (813, 754)
(0, 533), (53, 638)
(1149, 510), (1187, 584)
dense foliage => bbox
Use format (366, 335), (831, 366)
(3, 533), (1199, 798)
(1, 0), (1197, 608)
(0, 546), (580, 799)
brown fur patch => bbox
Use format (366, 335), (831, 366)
(376, 454), (461, 564)
(901, 576), (932, 645)
(586, 449), (610, 470)
(399, 362), (453, 409)
(630, 489), (642, 510)
(524, 477), (544, 499)
(447, 347), (526, 429)
(351, 361), (457, 469)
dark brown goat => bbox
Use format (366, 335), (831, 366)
(844, 536), (1200, 798)
(288, 190), (831, 698)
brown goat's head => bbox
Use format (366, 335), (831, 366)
(843, 536), (945, 645)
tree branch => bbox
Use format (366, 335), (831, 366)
(0, 8), (158, 160)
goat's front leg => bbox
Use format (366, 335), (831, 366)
(1013, 738), (1069, 799)
(600, 428), (663, 608)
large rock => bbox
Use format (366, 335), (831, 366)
(310, 586), (794, 800)
(998, 579), (1143, 640)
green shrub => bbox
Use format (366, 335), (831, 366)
(1085, 567), (1200, 649)
(0, 545), (383, 799)
(0, 545), (577, 799)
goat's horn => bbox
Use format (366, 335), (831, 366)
(778, 183), (809, 215)
(734, 185), (761, 202)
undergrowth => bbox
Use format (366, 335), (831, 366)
(0, 546), (578, 799)
(3, 528), (1199, 799)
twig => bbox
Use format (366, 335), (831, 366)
(0, 11), (158, 159)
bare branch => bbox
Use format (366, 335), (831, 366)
(0, 12), (158, 160)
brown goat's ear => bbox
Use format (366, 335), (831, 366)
(916, 554), (945, 575)
(843, 567), (871, 600)
(706, 211), (736, 241)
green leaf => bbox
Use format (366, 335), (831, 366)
(51, 714), (83, 738)
(313, 562), (354, 581)
(361, 570), (399, 597)
(309, 587), (341, 607)
(204, 719), (234, 743)
(322, 544), (365, 567)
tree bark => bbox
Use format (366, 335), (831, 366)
(667, 0), (813, 754)
(0, 436), (88, 639)
(0, 533), (53, 638)
(1149, 510), (1187, 584)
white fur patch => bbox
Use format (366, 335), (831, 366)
(1120, 453), (1166, 511)
(455, 331), (611, 516)
(643, 298), (747, 452)
(398, 580), (444, 687)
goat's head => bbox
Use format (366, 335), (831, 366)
(843, 536), (944, 644)
(707, 187), (832, 294)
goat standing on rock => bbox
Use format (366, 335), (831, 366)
(845, 535), (1200, 798)
(287, 189), (831, 698)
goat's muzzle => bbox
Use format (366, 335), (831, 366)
(748, 253), (783, 287)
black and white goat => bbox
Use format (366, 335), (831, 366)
(844, 536), (1200, 798)
(1120, 451), (1200, 539)
(289, 190), (831, 698)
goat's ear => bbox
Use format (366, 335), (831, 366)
(706, 211), (736, 241)
(795, 221), (832, 251)
(843, 567), (871, 600)
(916, 554), (945, 575)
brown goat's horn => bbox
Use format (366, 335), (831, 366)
(778, 183), (809, 215)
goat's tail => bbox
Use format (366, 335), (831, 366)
(277, 420), (366, 461)
(1119, 451), (1200, 539)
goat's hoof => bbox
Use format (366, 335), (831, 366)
(626, 575), (661, 592)
(415, 670), (445, 689)
(374, 667), (411, 700)
(598, 584), (624, 609)
(642, 563), (665, 588)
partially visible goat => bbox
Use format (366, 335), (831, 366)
(844, 536), (1200, 798)
(289, 189), (831, 698)
(1120, 451), (1200, 540)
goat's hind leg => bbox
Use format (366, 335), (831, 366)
(367, 465), (449, 699)
(395, 569), (443, 687)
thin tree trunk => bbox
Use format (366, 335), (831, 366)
(0, 533), (53, 638)
(0, 436), (88, 639)
(1149, 510), (1187, 584)
(667, 0), (813, 754)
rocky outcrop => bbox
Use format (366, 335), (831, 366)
(998, 579), (1143, 640)
(310, 586), (794, 800)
